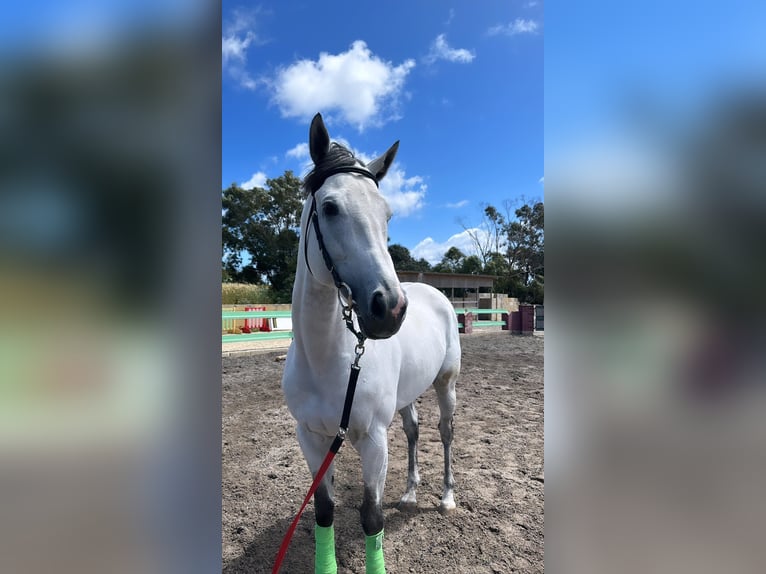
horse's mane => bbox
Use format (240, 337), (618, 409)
(303, 142), (367, 196)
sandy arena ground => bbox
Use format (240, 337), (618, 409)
(222, 331), (544, 573)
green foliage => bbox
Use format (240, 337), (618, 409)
(388, 243), (432, 272)
(429, 249), (481, 276)
(388, 243), (413, 269)
(221, 283), (276, 305)
(506, 201), (544, 288)
(222, 170), (304, 302)
(459, 255), (483, 275)
(411, 258), (433, 272)
(500, 201), (544, 303)
(483, 252), (507, 277)
(433, 246), (465, 273)
(456, 200), (544, 303)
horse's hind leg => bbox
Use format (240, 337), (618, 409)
(398, 402), (420, 511)
(433, 367), (458, 515)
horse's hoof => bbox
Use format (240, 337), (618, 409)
(438, 502), (457, 516)
(398, 500), (418, 512)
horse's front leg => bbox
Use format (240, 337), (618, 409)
(297, 424), (337, 574)
(356, 427), (389, 574)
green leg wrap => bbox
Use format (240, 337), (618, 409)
(365, 529), (386, 574)
(314, 524), (337, 574)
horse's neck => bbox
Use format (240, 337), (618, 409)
(292, 198), (354, 365)
(292, 261), (351, 365)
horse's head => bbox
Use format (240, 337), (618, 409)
(302, 113), (407, 340)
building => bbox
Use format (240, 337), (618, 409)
(395, 271), (514, 310)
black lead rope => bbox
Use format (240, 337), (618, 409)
(329, 342), (364, 453)
(334, 298), (367, 444)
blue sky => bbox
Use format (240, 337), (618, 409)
(222, 1), (543, 264)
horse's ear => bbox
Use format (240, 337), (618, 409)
(309, 113), (330, 164)
(367, 141), (399, 182)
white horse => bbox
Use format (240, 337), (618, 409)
(281, 114), (461, 574)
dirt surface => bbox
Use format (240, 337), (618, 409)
(222, 331), (544, 573)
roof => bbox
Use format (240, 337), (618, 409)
(395, 271), (496, 290)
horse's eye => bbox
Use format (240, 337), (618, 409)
(322, 202), (339, 217)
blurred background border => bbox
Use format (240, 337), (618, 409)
(0, 1), (222, 573)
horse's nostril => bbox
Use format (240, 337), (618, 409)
(371, 290), (386, 320)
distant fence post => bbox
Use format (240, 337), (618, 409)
(519, 304), (535, 335)
(457, 311), (473, 334)
(508, 310), (521, 334)
(501, 311), (510, 330)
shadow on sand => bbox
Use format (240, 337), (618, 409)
(224, 482), (442, 574)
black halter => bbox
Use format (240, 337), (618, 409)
(303, 165), (379, 292)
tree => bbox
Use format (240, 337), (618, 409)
(221, 170), (304, 301)
(504, 201), (544, 287)
(433, 246), (465, 273)
(409, 258), (433, 272)
(483, 252), (508, 277)
(459, 204), (506, 267)
(388, 243), (414, 269)
(497, 201), (543, 303)
(459, 255), (483, 275)
(458, 199), (544, 303)
(388, 243), (432, 272)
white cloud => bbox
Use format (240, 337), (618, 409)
(379, 166), (427, 217)
(352, 149), (427, 217)
(285, 142), (313, 172)
(223, 34), (258, 89)
(222, 33), (252, 63)
(539, 176), (544, 185)
(286, 142), (309, 160)
(412, 228), (486, 265)
(488, 18), (540, 36)
(446, 200), (470, 208)
(272, 40), (416, 131)
(222, 10), (260, 90)
(240, 171), (267, 189)
(424, 34), (475, 65)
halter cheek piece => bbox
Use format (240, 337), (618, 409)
(303, 165), (380, 298)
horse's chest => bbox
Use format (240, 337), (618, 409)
(284, 366), (397, 437)
(294, 381), (347, 436)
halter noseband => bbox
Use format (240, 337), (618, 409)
(303, 165), (379, 295)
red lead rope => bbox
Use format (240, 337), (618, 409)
(272, 362), (362, 573)
(271, 437), (341, 573)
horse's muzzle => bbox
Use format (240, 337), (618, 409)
(358, 288), (408, 339)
